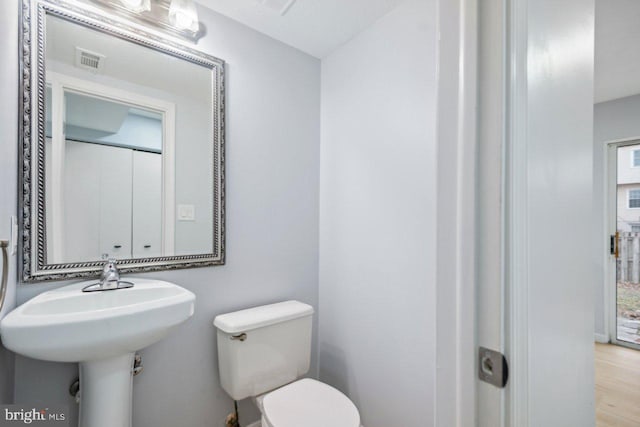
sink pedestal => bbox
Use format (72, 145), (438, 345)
(79, 353), (135, 427)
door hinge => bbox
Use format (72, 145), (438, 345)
(478, 347), (508, 388)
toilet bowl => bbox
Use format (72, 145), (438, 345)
(213, 301), (361, 427)
(256, 378), (360, 427)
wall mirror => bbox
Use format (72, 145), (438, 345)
(20, 0), (225, 281)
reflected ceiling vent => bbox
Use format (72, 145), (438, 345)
(74, 47), (106, 73)
(256, 0), (297, 16)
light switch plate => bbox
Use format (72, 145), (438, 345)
(177, 205), (195, 221)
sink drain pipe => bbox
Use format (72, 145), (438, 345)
(0, 240), (8, 312)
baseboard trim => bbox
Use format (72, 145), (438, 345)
(595, 333), (609, 344)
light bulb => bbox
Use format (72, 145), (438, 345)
(174, 11), (193, 29)
(169, 0), (199, 32)
(119, 0), (150, 12)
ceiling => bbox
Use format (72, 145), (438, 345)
(595, 0), (640, 103)
(200, 0), (640, 101)
(49, 1), (639, 104)
(196, 0), (405, 58)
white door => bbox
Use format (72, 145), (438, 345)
(64, 141), (133, 262)
(63, 143), (163, 261)
(476, 0), (596, 426)
(63, 140), (102, 262)
(98, 144), (133, 260)
(132, 150), (162, 258)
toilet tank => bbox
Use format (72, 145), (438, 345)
(213, 301), (314, 401)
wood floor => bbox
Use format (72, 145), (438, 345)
(595, 343), (640, 426)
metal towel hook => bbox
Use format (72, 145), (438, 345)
(0, 240), (8, 312)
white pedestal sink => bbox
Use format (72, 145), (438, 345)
(0, 278), (195, 427)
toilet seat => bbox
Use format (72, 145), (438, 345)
(262, 378), (360, 427)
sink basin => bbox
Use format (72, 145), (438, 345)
(0, 278), (195, 362)
(0, 278), (195, 427)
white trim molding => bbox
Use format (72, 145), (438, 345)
(505, 0), (529, 426)
(435, 0), (478, 425)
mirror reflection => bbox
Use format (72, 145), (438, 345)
(46, 91), (164, 262)
(44, 13), (215, 265)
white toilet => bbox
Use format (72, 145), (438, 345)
(214, 301), (361, 427)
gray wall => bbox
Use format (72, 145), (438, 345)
(0, 0), (19, 406)
(593, 94), (640, 338)
(318, 1), (438, 426)
(9, 3), (321, 427)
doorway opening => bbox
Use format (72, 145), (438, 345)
(607, 141), (640, 350)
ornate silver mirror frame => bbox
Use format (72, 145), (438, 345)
(20, 0), (225, 282)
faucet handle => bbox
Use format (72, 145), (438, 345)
(103, 258), (117, 270)
(101, 258), (120, 283)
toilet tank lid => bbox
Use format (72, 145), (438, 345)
(213, 301), (314, 334)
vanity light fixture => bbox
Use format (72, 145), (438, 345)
(86, 0), (205, 42)
(118, 0), (150, 13)
(168, 0), (199, 32)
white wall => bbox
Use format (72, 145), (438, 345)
(9, 3), (321, 426)
(318, 1), (437, 426)
(0, 0), (19, 405)
(593, 94), (640, 338)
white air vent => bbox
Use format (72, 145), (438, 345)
(257, 0), (297, 16)
(74, 47), (106, 73)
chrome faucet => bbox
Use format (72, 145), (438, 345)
(100, 258), (120, 290)
(81, 258), (133, 293)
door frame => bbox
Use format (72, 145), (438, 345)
(434, 0), (478, 425)
(504, 0), (529, 424)
(605, 138), (640, 351)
